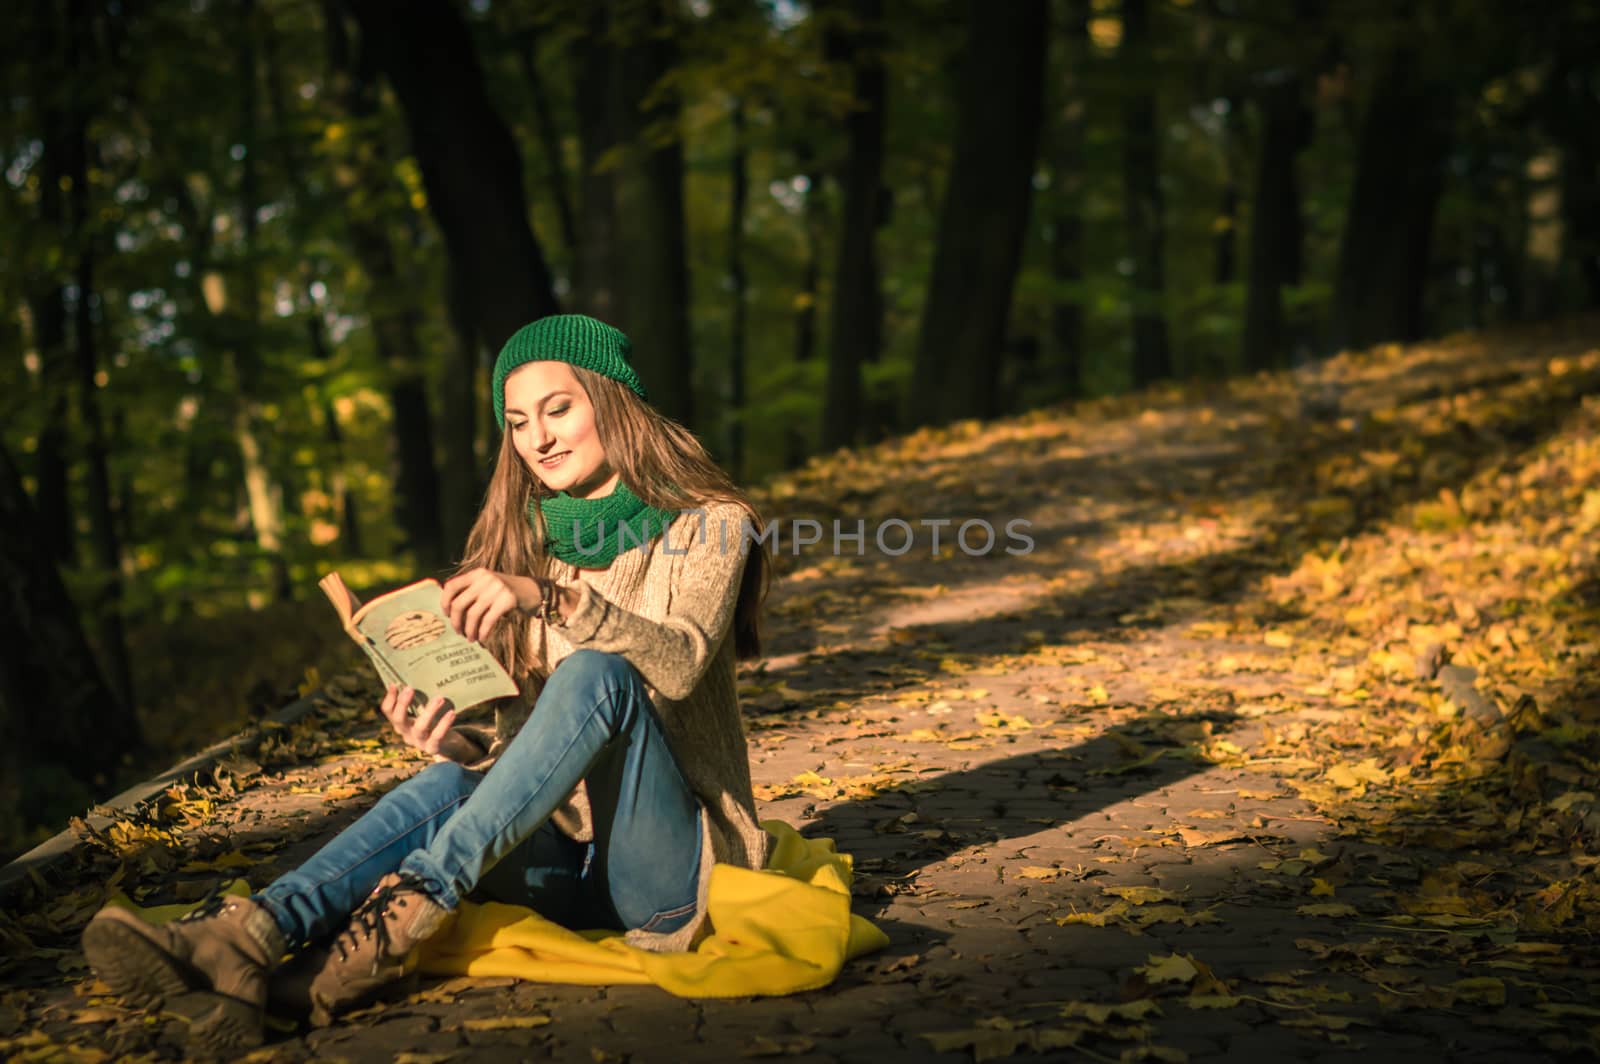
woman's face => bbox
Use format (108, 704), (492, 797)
(503, 361), (619, 499)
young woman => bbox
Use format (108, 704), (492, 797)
(82, 314), (774, 1054)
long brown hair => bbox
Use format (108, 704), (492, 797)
(456, 364), (771, 681)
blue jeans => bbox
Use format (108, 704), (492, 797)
(255, 650), (704, 947)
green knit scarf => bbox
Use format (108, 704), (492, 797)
(532, 481), (678, 568)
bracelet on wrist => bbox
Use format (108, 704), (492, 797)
(539, 579), (565, 626)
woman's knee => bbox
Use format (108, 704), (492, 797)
(546, 650), (642, 699)
(396, 760), (480, 809)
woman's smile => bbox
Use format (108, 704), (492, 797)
(539, 451), (570, 468)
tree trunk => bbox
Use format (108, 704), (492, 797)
(234, 0), (293, 603)
(1241, 71), (1312, 372)
(1491, 193), (1526, 322)
(1120, 0), (1172, 386)
(320, 399), (364, 555)
(289, 269), (367, 558)
(344, 0), (559, 353)
(573, 5), (623, 321)
(794, 153), (823, 373)
(0, 438), (139, 820)
(1047, 0), (1090, 398)
(25, 0), (77, 567)
(727, 96), (748, 479)
(71, 237), (135, 710)
(31, 395), (74, 565)
(782, 139), (825, 469)
(59, 0), (134, 706)
(1566, 135), (1600, 310)
(24, 301), (74, 567)
(568, 0), (696, 433)
(908, 0), (1048, 426)
(1214, 97), (1242, 286)
(230, 388), (291, 600)
(386, 359), (448, 567)
(517, 27), (580, 270)
(322, 3), (447, 567)
(439, 263), (485, 558)
(822, 0), (887, 451)
(111, 407), (135, 565)
(1547, 54), (1600, 309)
(609, 0), (694, 425)
(1327, 47), (1452, 353)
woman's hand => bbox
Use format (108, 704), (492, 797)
(379, 684), (482, 762)
(440, 568), (542, 642)
(380, 684), (455, 754)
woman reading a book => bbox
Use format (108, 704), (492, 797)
(83, 314), (774, 1054)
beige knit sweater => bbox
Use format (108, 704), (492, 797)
(454, 499), (771, 953)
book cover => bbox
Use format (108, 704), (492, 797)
(319, 572), (519, 714)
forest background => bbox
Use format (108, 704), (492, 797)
(3, 0), (1598, 861)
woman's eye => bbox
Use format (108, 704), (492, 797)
(549, 406), (569, 417)
(509, 421), (527, 431)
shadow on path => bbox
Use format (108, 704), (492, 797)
(807, 709), (1245, 919)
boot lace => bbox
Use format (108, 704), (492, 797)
(175, 883), (231, 923)
(333, 871), (433, 963)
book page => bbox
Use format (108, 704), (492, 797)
(318, 572), (361, 629)
(347, 579), (519, 713)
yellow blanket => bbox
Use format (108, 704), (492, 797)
(116, 820), (887, 999)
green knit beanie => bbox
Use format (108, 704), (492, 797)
(492, 314), (648, 428)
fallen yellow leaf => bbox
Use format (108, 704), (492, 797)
(1103, 885), (1179, 905)
(1136, 954), (1199, 984)
(459, 1015), (551, 1031)
(1060, 999), (1162, 1023)
(1184, 995), (1242, 1009)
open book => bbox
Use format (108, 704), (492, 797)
(318, 571), (519, 715)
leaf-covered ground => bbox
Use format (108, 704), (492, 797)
(4, 319), (1599, 1062)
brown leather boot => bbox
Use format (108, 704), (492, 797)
(265, 940), (329, 1024)
(307, 871), (455, 1026)
(82, 892), (287, 1055)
